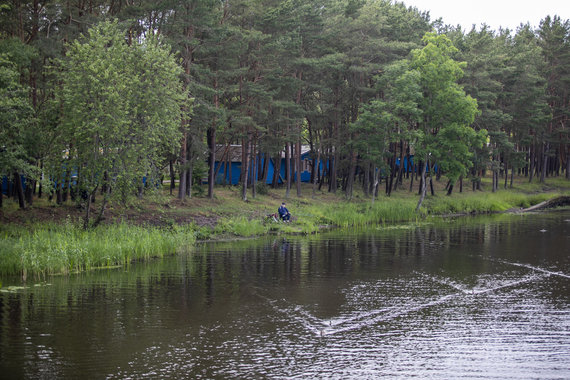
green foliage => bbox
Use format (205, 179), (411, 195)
(59, 20), (187, 222)
(0, 43), (37, 180)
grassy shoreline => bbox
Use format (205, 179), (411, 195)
(1, 176), (569, 278)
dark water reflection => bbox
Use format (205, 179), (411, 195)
(1, 211), (569, 379)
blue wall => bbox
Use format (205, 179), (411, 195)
(1, 175), (27, 195)
(213, 153), (324, 186)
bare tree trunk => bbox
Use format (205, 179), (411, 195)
(371, 167), (379, 206)
(272, 155), (281, 188)
(363, 161), (370, 197)
(285, 142), (291, 198)
(13, 172), (25, 209)
(510, 166), (514, 188)
(415, 157), (428, 212)
(62, 166), (71, 202)
(178, 132), (187, 199)
(331, 149), (338, 194)
(446, 181), (454, 195)
(225, 155), (231, 185)
(429, 162), (434, 196)
(169, 160), (175, 195)
(187, 158), (194, 198)
(83, 185), (98, 229)
(251, 138), (257, 199)
(566, 152), (570, 180)
(93, 185), (111, 228)
(296, 139), (302, 197)
(312, 145), (321, 197)
(261, 152), (270, 184)
(346, 151), (357, 200)
(529, 144), (535, 182)
(504, 161), (508, 189)
(207, 127), (215, 199)
(409, 162), (415, 192)
(540, 143), (549, 183)
(241, 134), (251, 201)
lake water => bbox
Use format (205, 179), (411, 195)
(1, 211), (569, 379)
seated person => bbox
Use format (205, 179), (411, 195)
(278, 202), (291, 222)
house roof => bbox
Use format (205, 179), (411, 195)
(215, 145), (243, 162)
(214, 144), (312, 162)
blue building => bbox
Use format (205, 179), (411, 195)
(213, 144), (322, 186)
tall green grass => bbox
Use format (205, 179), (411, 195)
(0, 222), (195, 277)
(423, 191), (558, 215)
(308, 198), (419, 228)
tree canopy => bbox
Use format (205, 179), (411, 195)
(1, 0), (568, 213)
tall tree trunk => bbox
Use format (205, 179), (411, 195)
(24, 178), (33, 205)
(331, 149), (338, 194)
(261, 152), (270, 185)
(285, 142), (291, 198)
(251, 138), (257, 198)
(346, 151), (357, 199)
(394, 140), (404, 191)
(38, 162), (43, 199)
(566, 152), (570, 180)
(169, 160), (175, 195)
(186, 158), (194, 198)
(504, 161), (508, 189)
(387, 150), (396, 196)
(446, 182), (454, 196)
(93, 184), (111, 228)
(207, 126), (216, 199)
(510, 166), (514, 188)
(272, 155), (281, 188)
(178, 132), (187, 199)
(83, 185), (98, 229)
(225, 155), (231, 185)
(296, 139), (302, 197)
(529, 144), (535, 182)
(371, 167), (379, 206)
(540, 143), (549, 183)
(409, 162), (415, 192)
(363, 161), (370, 197)
(241, 135), (251, 201)
(415, 157), (428, 212)
(62, 166), (71, 202)
(13, 172), (25, 209)
(312, 145), (321, 197)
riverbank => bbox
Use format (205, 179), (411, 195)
(1, 176), (569, 277)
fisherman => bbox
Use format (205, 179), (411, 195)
(278, 202), (291, 222)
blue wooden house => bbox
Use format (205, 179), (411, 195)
(213, 144), (321, 185)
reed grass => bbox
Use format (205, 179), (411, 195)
(306, 198), (419, 228)
(423, 190), (559, 215)
(214, 217), (267, 237)
(0, 222), (195, 277)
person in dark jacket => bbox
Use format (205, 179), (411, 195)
(278, 202), (291, 222)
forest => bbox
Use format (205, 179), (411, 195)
(1, 0), (569, 226)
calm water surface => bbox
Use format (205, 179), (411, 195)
(1, 211), (569, 379)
